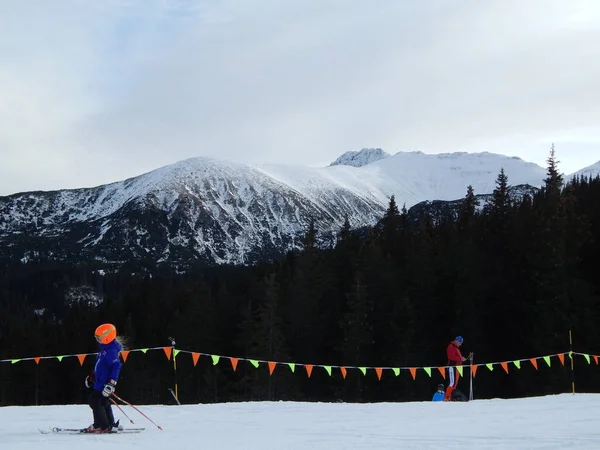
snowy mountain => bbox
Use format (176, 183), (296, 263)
(568, 160), (600, 180)
(329, 148), (390, 167)
(0, 150), (583, 267)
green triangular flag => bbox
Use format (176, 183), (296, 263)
(486, 363), (494, 371)
(140, 348), (148, 354)
(456, 366), (463, 377)
(211, 355), (220, 365)
(11, 359), (21, 364)
(568, 351), (573, 359)
(359, 367), (366, 376)
(57, 356), (64, 362)
(393, 368), (400, 376)
(323, 366), (332, 376)
(424, 367), (432, 377)
(287, 363), (295, 373)
(513, 360), (521, 369)
(173, 349), (181, 358)
(583, 354), (591, 364)
(543, 356), (551, 367)
(250, 359), (259, 368)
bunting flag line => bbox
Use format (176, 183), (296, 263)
(2, 348), (599, 382)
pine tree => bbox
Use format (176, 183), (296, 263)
(339, 271), (373, 401)
(464, 185), (478, 216)
(381, 195), (401, 256)
(301, 219), (317, 250)
(241, 273), (294, 400)
(458, 185), (479, 232)
(528, 145), (571, 376)
(544, 143), (564, 197)
(490, 168), (510, 217)
(338, 215), (351, 243)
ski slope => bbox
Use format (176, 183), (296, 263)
(1, 394), (599, 449)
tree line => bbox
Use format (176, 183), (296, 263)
(1, 148), (599, 406)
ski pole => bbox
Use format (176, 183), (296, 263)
(469, 352), (474, 401)
(112, 393), (163, 430)
(110, 398), (135, 424)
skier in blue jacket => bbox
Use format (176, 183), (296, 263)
(83, 323), (123, 433)
(432, 384), (445, 402)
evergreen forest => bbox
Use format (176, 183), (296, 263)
(1, 149), (599, 406)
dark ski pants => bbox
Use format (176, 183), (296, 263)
(89, 390), (115, 430)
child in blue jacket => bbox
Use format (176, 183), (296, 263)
(83, 323), (123, 433)
(432, 384), (445, 402)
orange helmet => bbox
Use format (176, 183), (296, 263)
(94, 323), (117, 344)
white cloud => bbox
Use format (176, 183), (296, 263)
(1, 0), (599, 195)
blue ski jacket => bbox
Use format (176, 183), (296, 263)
(432, 391), (445, 402)
(93, 339), (122, 391)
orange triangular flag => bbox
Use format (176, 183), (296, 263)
(230, 357), (239, 371)
(471, 365), (478, 378)
(340, 367), (347, 379)
(305, 365), (314, 378)
(77, 354), (86, 366)
(268, 361), (276, 375)
(500, 362), (509, 374)
(438, 367), (446, 379)
(191, 353), (200, 367)
(163, 347), (172, 360)
(33, 357), (41, 365)
(530, 358), (538, 370)
(558, 353), (565, 366)
(119, 351), (130, 363)
(375, 368), (383, 380)
(409, 368), (417, 380)
(594, 355), (599, 365)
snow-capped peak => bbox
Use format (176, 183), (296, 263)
(329, 148), (390, 167)
(568, 160), (600, 180)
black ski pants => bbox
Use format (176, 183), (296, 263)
(89, 389), (115, 430)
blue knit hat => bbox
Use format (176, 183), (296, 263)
(455, 336), (464, 343)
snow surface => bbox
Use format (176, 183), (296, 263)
(568, 160), (600, 180)
(2, 394), (600, 449)
(260, 151), (548, 208)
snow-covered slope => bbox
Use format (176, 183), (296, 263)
(260, 151), (547, 208)
(2, 394), (599, 449)
(0, 150), (578, 266)
(568, 160), (600, 180)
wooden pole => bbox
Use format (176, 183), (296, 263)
(569, 330), (575, 395)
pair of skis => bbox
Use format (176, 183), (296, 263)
(39, 427), (145, 435)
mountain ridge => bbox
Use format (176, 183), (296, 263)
(1, 150), (598, 267)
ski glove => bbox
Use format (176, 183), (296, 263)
(102, 380), (117, 397)
(84, 373), (95, 389)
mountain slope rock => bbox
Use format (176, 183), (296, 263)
(0, 151), (588, 267)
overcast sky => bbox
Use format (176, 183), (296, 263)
(1, 0), (600, 196)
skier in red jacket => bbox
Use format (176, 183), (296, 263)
(445, 336), (472, 401)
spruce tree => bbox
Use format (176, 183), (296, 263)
(490, 168), (510, 217)
(338, 215), (351, 243)
(544, 143), (564, 197)
(301, 219), (317, 250)
(458, 184), (479, 232)
(339, 271), (372, 401)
